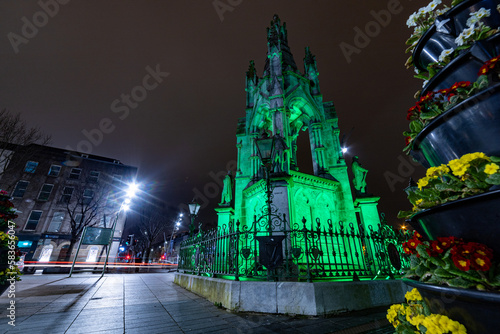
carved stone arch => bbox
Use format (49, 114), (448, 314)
(293, 187), (313, 228)
(315, 193), (335, 226)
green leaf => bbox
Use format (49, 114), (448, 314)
(447, 276), (476, 289)
(397, 210), (413, 219)
(434, 267), (455, 278)
(415, 264), (427, 277)
(416, 244), (430, 260)
(429, 256), (445, 268)
(490, 156), (500, 163)
(409, 120), (423, 133)
(486, 173), (500, 185)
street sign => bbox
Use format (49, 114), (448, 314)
(82, 227), (113, 245)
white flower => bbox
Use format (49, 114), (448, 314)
(423, 80), (429, 88)
(435, 8), (449, 16)
(476, 8), (491, 19)
(438, 48), (454, 62)
(455, 25), (475, 46)
(407, 12), (418, 27)
(467, 8), (491, 27)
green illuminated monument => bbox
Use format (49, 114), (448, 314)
(179, 16), (407, 286)
(176, 15), (409, 315)
(217, 15), (382, 238)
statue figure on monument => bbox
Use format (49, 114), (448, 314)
(352, 156), (368, 194)
(219, 171), (233, 206)
(272, 135), (288, 174)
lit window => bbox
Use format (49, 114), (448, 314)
(88, 171), (100, 183)
(12, 180), (29, 198)
(69, 168), (82, 180)
(25, 210), (43, 230)
(60, 186), (74, 203)
(47, 212), (65, 232)
(83, 189), (94, 205)
(24, 161), (38, 173)
(37, 184), (54, 201)
(48, 165), (62, 177)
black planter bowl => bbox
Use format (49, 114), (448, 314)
(413, 0), (500, 72)
(411, 82), (500, 168)
(421, 33), (500, 96)
(409, 190), (500, 257)
(403, 279), (500, 334)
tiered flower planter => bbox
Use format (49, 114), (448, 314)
(410, 82), (500, 167)
(404, 1), (500, 332)
(404, 279), (500, 334)
(409, 189), (500, 257)
(413, 0), (500, 72)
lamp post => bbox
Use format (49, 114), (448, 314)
(188, 200), (201, 236)
(254, 133), (277, 233)
(101, 182), (139, 276)
(167, 214), (182, 259)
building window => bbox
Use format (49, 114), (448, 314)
(83, 189), (94, 205)
(48, 165), (62, 177)
(74, 213), (83, 225)
(25, 210), (43, 230)
(69, 168), (82, 180)
(88, 171), (100, 183)
(24, 161), (38, 173)
(60, 187), (74, 203)
(37, 184), (54, 201)
(12, 180), (29, 198)
(112, 174), (122, 185)
(47, 212), (65, 232)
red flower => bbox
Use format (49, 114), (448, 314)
(472, 254), (491, 271)
(430, 240), (444, 254)
(452, 255), (470, 271)
(405, 136), (412, 146)
(451, 81), (471, 90)
(414, 232), (423, 240)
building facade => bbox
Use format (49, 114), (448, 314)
(0, 143), (137, 265)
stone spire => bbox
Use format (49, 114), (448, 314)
(245, 60), (258, 109)
(263, 15), (298, 77)
(304, 47), (321, 96)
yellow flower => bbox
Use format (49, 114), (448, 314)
(426, 164), (450, 178)
(484, 163), (499, 175)
(417, 176), (430, 190)
(405, 288), (423, 302)
(460, 152), (489, 164)
(449, 161), (469, 177)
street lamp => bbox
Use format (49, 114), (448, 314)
(101, 182), (139, 276)
(188, 200), (201, 236)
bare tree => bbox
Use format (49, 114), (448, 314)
(0, 108), (51, 178)
(62, 172), (117, 261)
(136, 204), (172, 263)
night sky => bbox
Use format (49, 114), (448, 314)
(0, 1), (427, 228)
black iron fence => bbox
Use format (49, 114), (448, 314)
(178, 217), (410, 282)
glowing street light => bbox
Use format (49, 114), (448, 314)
(188, 200), (201, 236)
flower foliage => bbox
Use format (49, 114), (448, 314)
(387, 288), (467, 333)
(0, 190), (21, 285)
(403, 52), (500, 152)
(398, 153), (500, 219)
(406, 0), (498, 84)
(402, 232), (500, 291)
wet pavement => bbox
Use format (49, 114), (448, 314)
(0, 272), (395, 333)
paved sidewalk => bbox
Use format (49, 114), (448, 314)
(0, 273), (394, 334)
